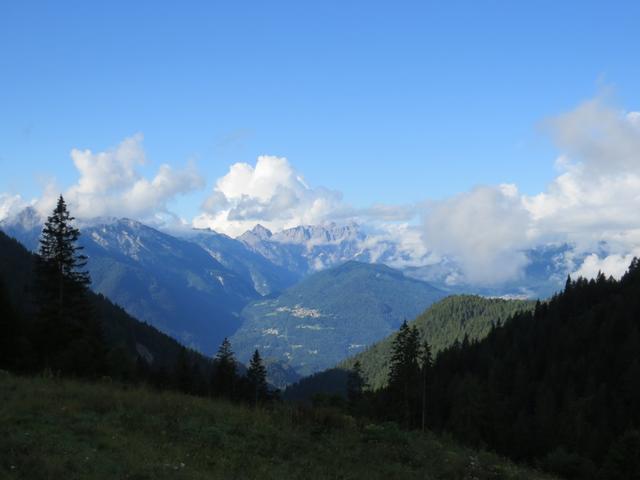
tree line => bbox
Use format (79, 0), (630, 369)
(0, 195), (272, 406)
(339, 260), (640, 479)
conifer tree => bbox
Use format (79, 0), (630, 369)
(347, 360), (367, 414)
(247, 349), (268, 406)
(174, 347), (193, 393)
(38, 196), (90, 290)
(419, 339), (433, 431)
(388, 321), (421, 427)
(35, 195), (104, 376)
(212, 337), (237, 398)
(0, 278), (18, 370)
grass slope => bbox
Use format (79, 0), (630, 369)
(0, 373), (554, 480)
(341, 295), (536, 390)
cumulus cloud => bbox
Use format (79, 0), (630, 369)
(421, 96), (640, 284)
(524, 99), (640, 276)
(4, 96), (640, 287)
(193, 155), (345, 236)
(35, 134), (204, 223)
(192, 95), (640, 284)
(572, 250), (640, 280)
(0, 193), (29, 222)
(422, 184), (534, 284)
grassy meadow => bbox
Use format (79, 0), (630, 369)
(0, 371), (555, 480)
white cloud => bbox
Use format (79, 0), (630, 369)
(420, 96), (640, 285)
(191, 95), (640, 286)
(0, 193), (28, 222)
(546, 98), (640, 174)
(34, 134), (204, 223)
(422, 185), (534, 284)
(193, 155), (344, 236)
(523, 99), (640, 253)
(572, 251), (640, 280)
(4, 96), (640, 289)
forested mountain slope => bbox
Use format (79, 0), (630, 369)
(425, 264), (640, 478)
(0, 230), (212, 377)
(342, 295), (535, 389)
(284, 295), (534, 400)
(232, 261), (446, 377)
(1, 213), (261, 352)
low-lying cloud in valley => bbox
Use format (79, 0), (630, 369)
(2, 95), (640, 287)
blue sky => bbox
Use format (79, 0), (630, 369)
(2, 1), (640, 284)
(2, 1), (638, 216)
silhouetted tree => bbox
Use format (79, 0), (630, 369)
(347, 360), (366, 410)
(174, 347), (194, 393)
(419, 339), (433, 431)
(388, 321), (421, 427)
(247, 349), (268, 405)
(0, 278), (18, 369)
(211, 337), (236, 398)
(35, 195), (104, 376)
(405, 257), (640, 478)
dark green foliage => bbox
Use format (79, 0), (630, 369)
(419, 260), (640, 478)
(419, 339), (433, 432)
(388, 322), (421, 426)
(340, 295), (536, 389)
(600, 430), (640, 480)
(284, 368), (350, 402)
(34, 196), (105, 376)
(347, 361), (365, 405)
(173, 347), (194, 393)
(1, 224), (268, 406)
(37, 196), (90, 287)
(0, 224), (215, 391)
(247, 349), (269, 405)
(211, 337), (237, 398)
(0, 278), (21, 369)
(284, 295), (533, 401)
(285, 264), (639, 478)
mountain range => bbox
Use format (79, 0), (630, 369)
(0, 230), (212, 375)
(0, 207), (570, 373)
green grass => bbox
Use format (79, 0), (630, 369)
(0, 372), (555, 480)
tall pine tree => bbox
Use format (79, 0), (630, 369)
(347, 360), (367, 414)
(388, 321), (421, 427)
(419, 339), (433, 431)
(211, 337), (237, 398)
(35, 195), (104, 376)
(247, 349), (268, 406)
(0, 278), (19, 370)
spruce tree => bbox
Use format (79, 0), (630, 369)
(35, 195), (104, 376)
(174, 347), (193, 394)
(212, 337), (237, 398)
(347, 360), (367, 413)
(247, 349), (268, 406)
(388, 321), (421, 427)
(419, 339), (433, 431)
(0, 278), (18, 370)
